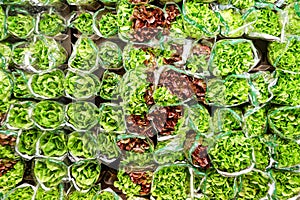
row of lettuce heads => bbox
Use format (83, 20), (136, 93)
(0, 0), (299, 42)
(0, 0), (300, 200)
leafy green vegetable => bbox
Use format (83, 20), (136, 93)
(273, 136), (300, 169)
(201, 169), (236, 199)
(206, 75), (250, 106)
(189, 104), (211, 134)
(243, 106), (267, 137)
(219, 8), (244, 37)
(64, 71), (100, 100)
(212, 108), (242, 133)
(209, 131), (253, 173)
(183, 1), (220, 37)
(4, 185), (34, 200)
(72, 12), (94, 35)
(268, 106), (300, 141)
(249, 136), (270, 170)
(153, 86), (180, 106)
(7, 13), (35, 39)
(69, 37), (98, 72)
(238, 171), (271, 199)
(268, 37), (300, 73)
(66, 101), (99, 130)
(7, 101), (34, 129)
(32, 100), (65, 129)
(151, 165), (190, 200)
(0, 160), (24, 193)
(17, 129), (42, 156)
(97, 132), (120, 162)
(98, 41), (122, 69)
(35, 185), (64, 200)
(245, 7), (282, 38)
(209, 39), (256, 77)
(99, 104), (124, 132)
(67, 131), (97, 159)
(97, 11), (118, 38)
(34, 159), (67, 189)
(0, 70), (12, 102)
(0, 43), (12, 69)
(38, 130), (67, 158)
(38, 12), (66, 36)
(12, 71), (32, 99)
(71, 160), (101, 190)
(30, 70), (65, 99)
(272, 170), (300, 200)
(284, 2), (300, 36)
(271, 70), (300, 106)
(99, 71), (121, 100)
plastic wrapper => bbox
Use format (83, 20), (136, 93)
(206, 74), (251, 107)
(28, 69), (65, 99)
(93, 7), (118, 38)
(6, 7), (35, 39)
(212, 107), (242, 133)
(283, 2), (300, 37)
(12, 70), (33, 99)
(0, 43), (12, 70)
(154, 133), (185, 165)
(244, 3), (284, 41)
(198, 169), (238, 199)
(208, 131), (255, 176)
(31, 100), (65, 130)
(0, 131), (25, 194)
(68, 11), (96, 38)
(99, 103), (125, 133)
(0, 69), (13, 102)
(209, 39), (260, 77)
(68, 159), (101, 191)
(67, 131), (98, 162)
(184, 131), (212, 169)
(163, 3), (186, 39)
(16, 128), (43, 159)
(117, 134), (155, 172)
(6, 101), (34, 130)
(12, 37), (67, 73)
(99, 71), (121, 100)
(98, 41), (122, 70)
(182, 1), (220, 39)
(271, 169), (300, 200)
(271, 70), (300, 106)
(243, 105), (268, 137)
(151, 164), (192, 200)
(97, 132), (121, 164)
(36, 130), (68, 160)
(117, 3), (166, 43)
(3, 183), (35, 200)
(34, 183), (66, 200)
(185, 40), (212, 76)
(33, 158), (68, 190)
(249, 71), (276, 106)
(237, 170), (274, 199)
(114, 169), (153, 198)
(64, 70), (100, 100)
(268, 36), (300, 73)
(268, 106), (300, 141)
(65, 101), (99, 131)
(68, 36), (99, 73)
(36, 9), (67, 38)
